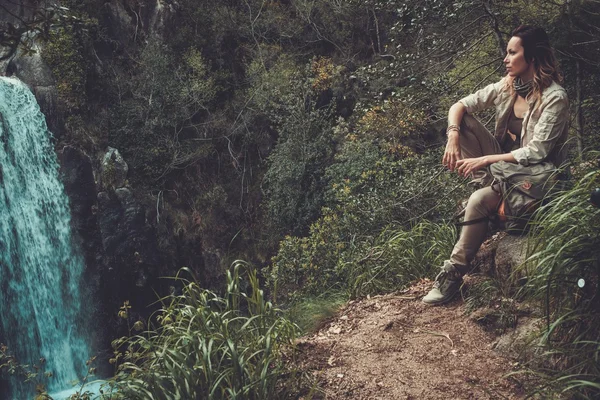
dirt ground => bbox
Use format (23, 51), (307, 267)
(295, 279), (526, 400)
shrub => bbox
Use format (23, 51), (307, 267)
(354, 100), (427, 152)
(268, 144), (468, 299)
(325, 148), (469, 233)
(345, 220), (457, 296)
(257, 57), (338, 236)
(270, 217), (457, 299)
(111, 262), (299, 400)
(108, 41), (217, 183)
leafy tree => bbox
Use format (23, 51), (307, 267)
(108, 41), (217, 183)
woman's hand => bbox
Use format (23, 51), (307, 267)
(456, 156), (489, 177)
(442, 131), (461, 171)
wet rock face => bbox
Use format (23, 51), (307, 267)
(59, 145), (162, 336)
(96, 186), (161, 305)
(97, 187), (160, 276)
(58, 146), (108, 361)
(101, 147), (129, 189)
(101, 0), (177, 45)
(59, 146), (101, 273)
(0, 1), (61, 130)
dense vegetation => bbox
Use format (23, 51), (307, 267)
(2, 0), (600, 398)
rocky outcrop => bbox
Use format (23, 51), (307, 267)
(96, 146), (162, 308)
(472, 231), (529, 284)
(97, 188), (160, 281)
(492, 317), (542, 359)
(59, 146), (102, 277)
(469, 231), (546, 364)
(100, 0), (177, 46)
(58, 145), (164, 349)
(4, 41), (62, 134)
(101, 147), (129, 189)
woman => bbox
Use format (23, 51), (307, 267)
(423, 25), (570, 305)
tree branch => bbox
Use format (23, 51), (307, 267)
(482, 0), (505, 59)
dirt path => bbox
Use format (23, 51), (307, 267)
(296, 280), (525, 399)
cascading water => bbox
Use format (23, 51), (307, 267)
(0, 77), (90, 398)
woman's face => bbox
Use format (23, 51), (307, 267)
(504, 36), (534, 80)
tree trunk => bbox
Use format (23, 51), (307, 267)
(482, 1), (505, 59)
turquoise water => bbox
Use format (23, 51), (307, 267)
(49, 380), (111, 400)
(0, 77), (90, 398)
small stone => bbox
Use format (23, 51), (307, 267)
(329, 326), (342, 334)
(337, 373), (344, 379)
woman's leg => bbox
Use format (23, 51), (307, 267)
(459, 113), (504, 158)
(423, 187), (501, 305)
(451, 114), (504, 270)
(449, 186), (502, 273)
(423, 116), (504, 305)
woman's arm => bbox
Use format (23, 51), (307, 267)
(510, 92), (569, 166)
(443, 102), (467, 171)
(443, 78), (505, 171)
(455, 153), (517, 177)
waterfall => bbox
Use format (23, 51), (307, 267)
(0, 77), (90, 398)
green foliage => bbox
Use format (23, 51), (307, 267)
(0, 344), (54, 398)
(286, 291), (347, 334)
(270, 218), (457, 299)
(267, 138), (468, 299)
(262, 108), (334, 236)
(258, 57), (338, 236)
(108, 41), (217, 183)
(269, 208), (359, 297)
(42, 27), (87, 112)
(464, 278), (518, 333)
(514, 165), (600, 397)
(111, 262), (299, 400)
(0, 345), (101, 400)
(347, 220), (457, 296)
(326, 149), (469, 231)
(353, 99), (427, 152)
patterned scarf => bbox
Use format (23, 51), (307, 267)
(513, 77), (533, 99)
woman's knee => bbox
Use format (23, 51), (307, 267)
(460, 113), (481, 133)
(467, 187), (500, 215)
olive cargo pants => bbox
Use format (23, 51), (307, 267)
(449, 114), (504, 273)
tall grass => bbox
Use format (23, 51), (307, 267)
(111, 261), (299, 400)
(515, 168), (600, 398)
(286, 291), (347, 334)
(345, 221), (457, 297)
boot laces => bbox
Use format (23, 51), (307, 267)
(433, 262), (461, 289)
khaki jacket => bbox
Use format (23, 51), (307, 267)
(459, 78), (569, 167)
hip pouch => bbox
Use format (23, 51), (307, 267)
(489, 161), (558, 234)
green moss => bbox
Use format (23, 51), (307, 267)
(42, 27), (87, 112)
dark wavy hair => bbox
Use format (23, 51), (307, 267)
(504, 25), (562, 101)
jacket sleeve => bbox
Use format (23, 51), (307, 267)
(511, 91), (569, 166)
(458, 78), (506, 114)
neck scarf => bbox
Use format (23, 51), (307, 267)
(513, 77), (533, 99)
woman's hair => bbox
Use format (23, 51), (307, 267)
(504, 25), (562, 101)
